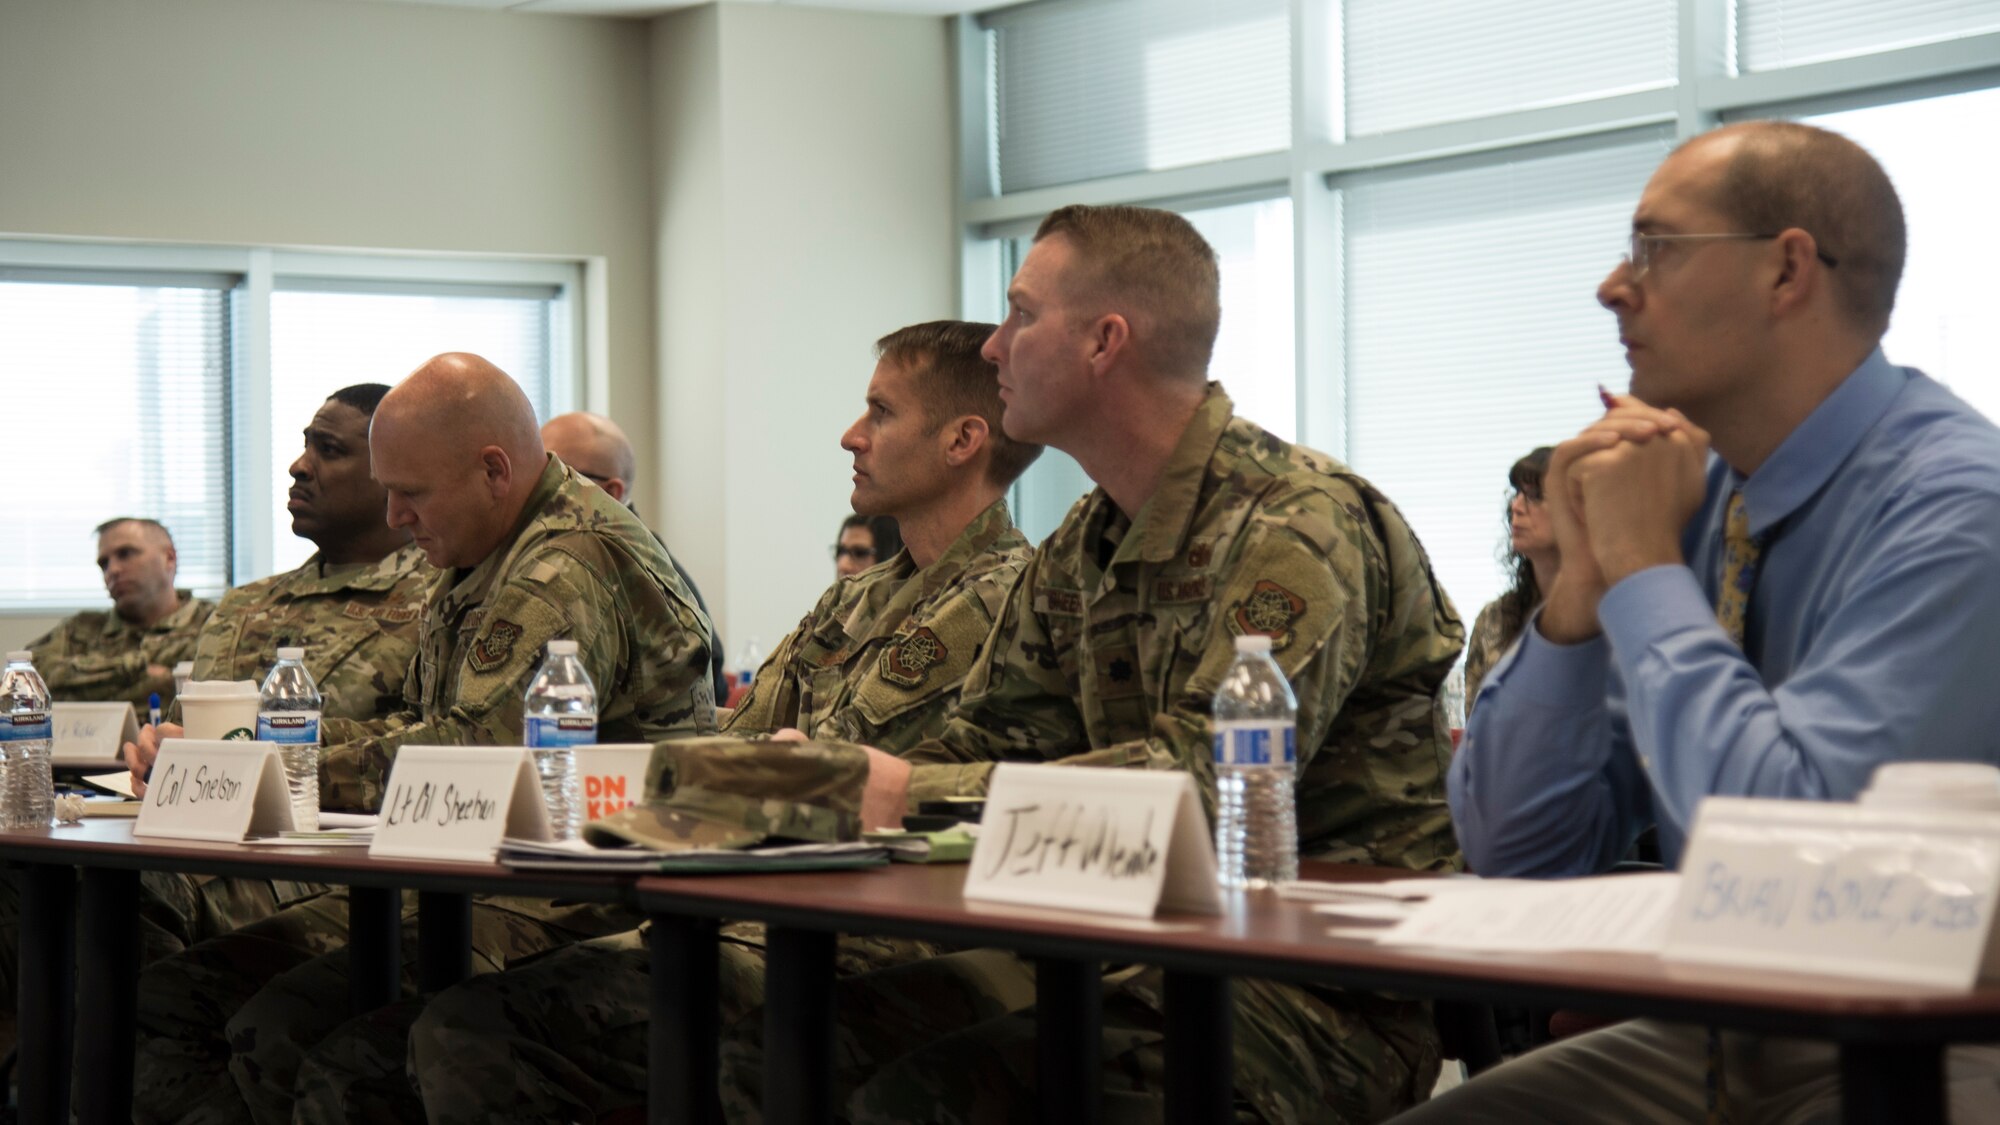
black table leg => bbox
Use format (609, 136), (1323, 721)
(1163, 971), (1232, 1125)
(416, 890), (471, 992)
(347, 885), (401, 1014)
(74, 868), (138, 1125)
(17, 864), (73, 1125)
(1035, 957), (1101, 1125)
(650, 917), (719, 1125)
(1841, 1041), (1945, 1125)
(763, 927), (835, 1125)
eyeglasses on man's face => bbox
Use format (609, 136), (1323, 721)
(1620, 231), (1839, 282)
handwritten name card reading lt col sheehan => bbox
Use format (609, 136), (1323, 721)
(1663, 796), (2000, 990)
(134, 740), (296, 842)
(367, 747), (552, 863)
(963, 764), (1222, 918)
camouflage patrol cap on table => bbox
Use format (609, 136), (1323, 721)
(582, 737), (869, 851)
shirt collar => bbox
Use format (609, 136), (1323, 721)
(1738, 348), (1903, 538)
(1109, 383), (1234, 567)
(440, 455), (567, 617)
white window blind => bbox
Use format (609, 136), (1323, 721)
(1343, 0), (1677, 137)
(0, 274), (232, 608)
(1186, 196), (1298, 443)
(1802, 87), (2000, 421)
(982, 0), (1290, 193)
(1738, 0), (2000, 72)
(266, 282), (559, 576)
(1340, 134), (1669, 622)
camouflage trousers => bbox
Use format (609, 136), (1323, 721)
(304, 923), (965, 1124)
(843, 966), (1441, 1125)
(0, 867), (323, 1057)
(132, 888), (635, 1125)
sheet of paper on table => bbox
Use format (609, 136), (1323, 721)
(84, 771), (139, 799)
(498, 837), (890, 873)
(1346, 872), (1682, 955)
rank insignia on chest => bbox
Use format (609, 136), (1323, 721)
(342, 601), (421, 624)
(469, 619), (524, 673)
(880, 627), (948, 688)
(1231, 580), (1306, 652)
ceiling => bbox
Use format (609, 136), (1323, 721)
(342, 0), (1015, 16)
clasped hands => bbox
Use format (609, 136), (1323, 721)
(1537, 394), (1710, 645)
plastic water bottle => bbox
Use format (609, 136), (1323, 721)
(524, 639), (595, 840)
(257, 647), (322, 832)
(733, 637), (764, 694)
(0, 652), (54, 830)
(1211, 634), (1298, 889)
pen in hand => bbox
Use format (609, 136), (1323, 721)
(148, 691), (162, 728)
(1598, 384), (1618, 412)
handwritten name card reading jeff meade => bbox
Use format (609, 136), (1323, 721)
(1664, 796), (2000, 990)
(368, 746), (552, 863)
(963, 764), (1222, 918)
(134, 740), (295, 842)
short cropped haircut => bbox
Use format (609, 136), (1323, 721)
(327, 383), (393, 416)
(93, 517), (173, 548)
(1695, 121), (1905, 337)
(876, 320), (1045, 489)
(1033, 204), (1221, 380)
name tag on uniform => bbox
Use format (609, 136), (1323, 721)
(52, 702), (139, 770)
(573, 744), (651, 823)
(1664, 796), (2000, 990)
(135, 740), (295, 842)
(369, 747), (551, 863)
(964, 764), (1222, 918)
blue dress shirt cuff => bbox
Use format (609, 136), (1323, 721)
(1599, 564), (1716, 666)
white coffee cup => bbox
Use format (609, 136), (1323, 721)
(178, 680), (262, 742)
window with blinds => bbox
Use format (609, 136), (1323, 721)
(1737, 0), (2000, 73)
(0, 274), (232, 609)
(1342, 0), (1678, 137)
(266, 283), (559, 576)
(982, 0), (1290, 193)
(1339, 133), (1670, 622)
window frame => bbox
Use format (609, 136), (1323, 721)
(0, 236), (591, 615)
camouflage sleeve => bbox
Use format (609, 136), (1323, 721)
(30, 617), (179, 709)
(318, 551), (619, 812)
(722, 586), (837, 737)
(907, 489), (1377, 817)
(902, 555), (1098, 805)
(1462, 598), (1504, 706)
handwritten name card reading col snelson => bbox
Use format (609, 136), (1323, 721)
(135, 740), (295, 842)
(963, 764), (1222, 919)
(368, 746), (553, 863)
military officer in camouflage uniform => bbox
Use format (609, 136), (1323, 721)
(829, 205), (1464, 1124)
(28, 517), (213, 711)
(127, 353), (717, 1125)
(288, 321), (1044, 1123)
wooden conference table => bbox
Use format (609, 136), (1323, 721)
(3, 825), (1998, 1125)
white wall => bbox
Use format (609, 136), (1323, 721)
(652, 4), (958, 659)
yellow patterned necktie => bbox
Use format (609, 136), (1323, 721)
(1706, 489), (1761, 1124)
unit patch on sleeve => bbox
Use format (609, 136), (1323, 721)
(1230, 580), (1307, 652)
(469, 619), (524, 673)
(879, 627), (949, 689)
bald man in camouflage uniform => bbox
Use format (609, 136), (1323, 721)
(813, 206), (1463, 1125)
(290, 321), (1043, 1123)
(29, 518), (213, 711)
(129, 354), (716, 1125)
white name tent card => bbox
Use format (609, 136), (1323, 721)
(572, 744), (651, 822)
(963, 764), (1223, 918)
(368, 747), (551, 863)
(52, 702), (139, 770)
(1664, 796), (2000, 990)
(134, 740), (296, 842)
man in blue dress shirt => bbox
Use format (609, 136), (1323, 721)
(1405, 121), (2000, 1121)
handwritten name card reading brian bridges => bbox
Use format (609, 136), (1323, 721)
(963, 764), (1222, 918)
(134, 740), (294, 842)
(367, 747), (552, 863)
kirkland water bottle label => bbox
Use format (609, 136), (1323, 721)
(256, 713), (321, 745)
(0, 711), (52, 741)
(526, 716), (597, 748)
(1212, 723), (1296, 766)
